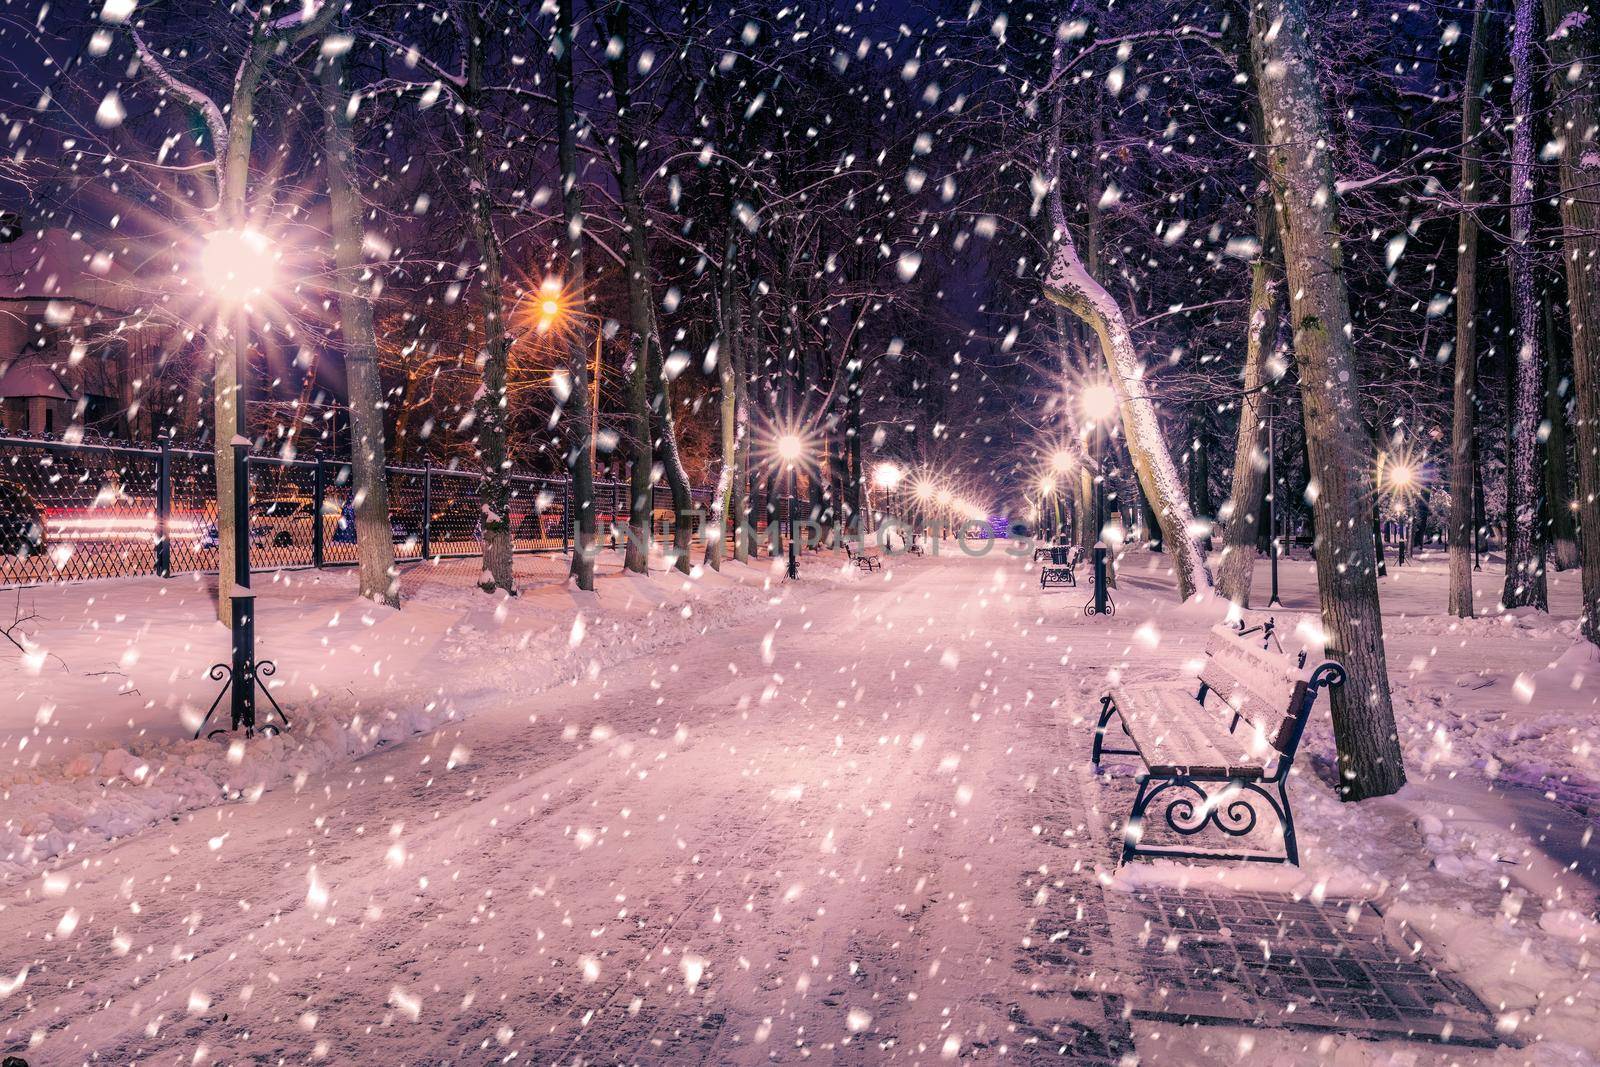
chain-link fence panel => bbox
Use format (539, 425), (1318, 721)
(0, 439), (162, 585)
(1, 435), (726, 589)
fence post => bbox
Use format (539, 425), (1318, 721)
(421, 457), (433, 560)
(562, 477), (571, 555)
(155, 437), (172, 578)
(312, 451), (326, 569)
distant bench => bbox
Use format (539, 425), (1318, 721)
(1091, 621), (1344, 865)
(1038, 544), (1080, 589)
(845, 542), (882, 572)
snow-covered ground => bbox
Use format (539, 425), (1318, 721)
(0, 545), (1596, 1064)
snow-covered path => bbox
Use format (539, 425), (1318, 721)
(6, 549), (1599, 1065)
(1, 556), (1130, 1063)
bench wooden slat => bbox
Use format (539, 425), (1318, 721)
(1199, 624), (1306, 749)
(1110, 685), (1268, 778)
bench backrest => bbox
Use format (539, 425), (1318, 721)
(1199, 624), (1308, 753)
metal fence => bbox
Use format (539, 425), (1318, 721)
(0, 435), (754, 589)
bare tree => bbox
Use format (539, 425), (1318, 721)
(129, 1), (337, 621)
(1542, 0), (1600, 643)
(556, 0), (596, 591)
(320, 32), (398, 608)
(1216, 109), (1283, 607)
(1041, 42), (1212, 602)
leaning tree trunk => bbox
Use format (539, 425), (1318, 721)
(1503, 0), (1549, 610)
(1449, 0), (1489, 618)
(1217, 112), (1283, 606)
(1251, 0), (1405, 800)
(463, 6), (515, 594)
(555, 0), (596, 591)
(1042, 214), (1210, 599)
(607, 4), (653, 576)
(1042, 65), (1210, 599)
(322, 43), (397, 607)
(1544, 0), (1600, 642)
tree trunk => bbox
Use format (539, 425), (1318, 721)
(1251, 0), (1405, 799)
(1503, 0), (1549, 610)
(210, 59), (270, 623)
(555, 0), (596, 590)
(1187, 402), (1214, 528)
(1076, 468), (1095, 555)
(1543, 0), (1600, 642)
(732, 288), (752, 563)
(1449, 0), (1490, 617)
(706, 229), (740, 570)
(464, 6), (515, 594)
(650, 341), (695, 574)
(1217, 143), (1282, 606)
(1545, 304), (1580, 569)
(606, 4), (653, 576)
(321, 44), (398, 607)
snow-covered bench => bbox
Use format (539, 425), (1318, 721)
(844, 542), (882, 572)
(1090, 623), (1345, 866)
(1039, 544), (1079, 589)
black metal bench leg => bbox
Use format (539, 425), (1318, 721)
(1091, 696), (1137, 769)
(1122, 775), (1152, 863)
(1091, 696), (1115, 767)
(1277, 777), (1299, 866)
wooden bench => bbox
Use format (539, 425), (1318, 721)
(1090, 622), (1344, 865)
(844, 542), (882, 572)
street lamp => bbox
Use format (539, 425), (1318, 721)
(1038, 475), (1058, 542)
(777, 432), (803, 579)
(201, 229), (277, 304)
(872, 461), (903, 491)
(191, 227), (290, 739)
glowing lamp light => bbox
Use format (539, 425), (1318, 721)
(534, 279), (568, 330)
(912, 479), (935, 503)
(872, 462), (903, 490)
(936, 488), (953, 507)
(777, 433), (804, 464)
(1387, 463), (1416, 491)
(1050, 449), (1074, 474)
(1081, 383), (1118, 422)
(1038, 476), (1057, 496)
(200, 229), (275, 304)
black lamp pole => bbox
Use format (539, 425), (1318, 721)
(193, 311), (289, 739)
(786, 462), (799, 580)
(1267, 389), (1282, 607)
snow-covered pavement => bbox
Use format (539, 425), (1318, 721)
(2, 549), (1597, 1064)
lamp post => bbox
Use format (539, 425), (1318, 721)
(1266, 389), (1282, 606)
(1081, 383), (1118, 617)
(778, 433), (803, 579)
(192, 228), (290, 739)
(872, 461), (903, 549)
